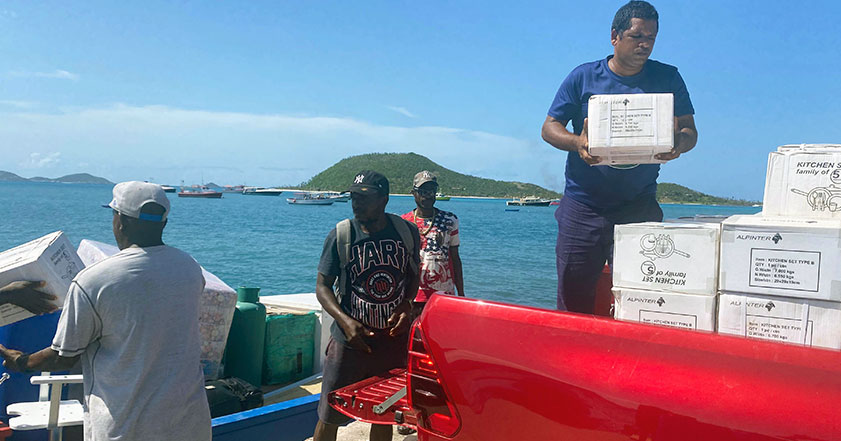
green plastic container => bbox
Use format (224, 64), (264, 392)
(223, 287), (267, 387)
(263, 312), (317, 385)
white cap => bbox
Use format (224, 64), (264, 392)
(106, 181), (170, 222)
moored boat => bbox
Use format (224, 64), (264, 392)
(161, 185), (176, 193)
(321, 191), (350, 202)
(506, 196), (552, 206)
(178, 186), (223, 198)
(286, 192), (333, 205)
(243, 187), (285, 196)
(435, 192), (450, 201)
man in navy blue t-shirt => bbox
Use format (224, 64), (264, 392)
(541, 0), (698, 313)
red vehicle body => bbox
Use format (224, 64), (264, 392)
(330, 295), (841, 441)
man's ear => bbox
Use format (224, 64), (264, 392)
(611, 28), (620, 45)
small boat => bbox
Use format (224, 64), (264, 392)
(222, 185), (246, 193)
(549, 199), (561, 206)
(178, 186), (223, 198)
(506, 196), (552, 207)
(287, 192), (334, 205)
(161, 185), (176, 193)
(435, 192), (451, 201)
(505, 208), (520, 212)
(321, 191), (350, 202)
(242, 187), (285, 196)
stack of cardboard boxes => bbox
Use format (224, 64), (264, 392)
(611, 144), (841, 350)
(717, 144), (841, 349)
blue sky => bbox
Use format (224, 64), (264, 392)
(2, 1), (841, 200)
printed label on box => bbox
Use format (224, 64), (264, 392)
(749, 248), (820, 292)
(609, 106), (655, 138)
(744, 313), (807, 344)
(638, 310), (698, 330)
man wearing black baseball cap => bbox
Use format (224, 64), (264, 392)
(314, 170), (420, 441)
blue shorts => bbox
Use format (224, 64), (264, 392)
(554, 196), (662, 313)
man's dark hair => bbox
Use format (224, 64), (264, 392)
(612, 1), (659, 35)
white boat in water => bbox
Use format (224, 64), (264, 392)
(287, 192), (334, 205)
(243, 187), (284, 196)
(322, 191), (350, 202)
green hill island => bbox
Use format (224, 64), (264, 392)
(299, 153), (757, 206)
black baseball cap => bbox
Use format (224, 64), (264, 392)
(348, 170), (389, 195)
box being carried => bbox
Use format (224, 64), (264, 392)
(613, 222), (720, 296)
(719, 215), (841, 301)
(718, 291), (841, 350)
(77, 239), (237, 380)
(763, 148), (841, 219)
(0, 231), (83, 326)
(587, 93), (673, 165)
(613, 287), (716, 331)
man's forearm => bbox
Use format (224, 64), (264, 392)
(315, 283), (352, 327)
(451, 255), (464, 297)
(541, 117), (582, 153)
(12, 348), (77, 372)
(676, 127), (698, 153)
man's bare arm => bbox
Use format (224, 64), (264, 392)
(541, 116), (600, 165)
(450, 245), (465, 297)
(316, 273), (373, 353)
(0, 345), (79, 372)
(656, 114), (698, 161)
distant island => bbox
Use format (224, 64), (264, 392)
(0, 171), (113, 185)
(298, 152), (759, 206)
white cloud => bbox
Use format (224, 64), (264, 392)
(0, 104), (564, 190)
(386, 106), (418, 118)
(0, 100), (38, 109)
(22, 152), (62, 169)
(9, 70), (79, 81)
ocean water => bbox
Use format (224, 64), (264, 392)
(0, 182), (761, 310)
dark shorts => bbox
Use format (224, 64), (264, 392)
(317, 333), (409, 425)
(555, 195), (663, 313)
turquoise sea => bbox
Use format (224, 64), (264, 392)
(1, 182), (761, 310)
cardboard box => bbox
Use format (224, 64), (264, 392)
(614, 222), (720, 296)
(718, 291), (841, 350)
(719, 215), (841, 301)
(613, 287), (716, 331)
(76, 239), (237, 380)
(588, 93), (673, 164)
(0, 231), (83, 326)
(777, 143), (841, 152)
(763, 149), (841, 219)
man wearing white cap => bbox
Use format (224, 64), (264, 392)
(0, 181), (211, 441)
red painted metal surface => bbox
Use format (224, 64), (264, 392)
(328, 369), (417, 426)
(414, 295), (841, 441)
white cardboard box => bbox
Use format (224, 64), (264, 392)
(613, 222), (720, 296)
(77, 239), (237, 380)
(717, 291), (841, 350)
(719, 215), (841, 301)
(0, 231), (83, 326)
(613, 287), (716, 331)
(777, 143), (841, 152)
(587, 93), (673, 164)
(763, 149), (841, 219)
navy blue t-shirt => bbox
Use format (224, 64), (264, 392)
(548, 56), (694, 209)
